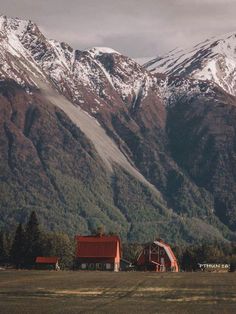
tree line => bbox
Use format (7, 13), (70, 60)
(1, 211), (236, 271)
(173, 242), (236, 271)
(0, 211), (75, 269)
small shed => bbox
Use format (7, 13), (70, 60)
(136, 239), (179, 272)
(35, 257), (60, 270)
(75, 235), (121, 271)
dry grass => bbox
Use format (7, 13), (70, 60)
(0, 270), (236, 313)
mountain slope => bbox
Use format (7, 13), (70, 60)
(145, 32), (236, 96)
(166, 78), (236, 230)
(145, 32), (236, 230)
(0, 15), (164, 195)
(0, 16), (236, 243)
(1, 79), (229, 243)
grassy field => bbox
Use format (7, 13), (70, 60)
(0, 271), (236, 313)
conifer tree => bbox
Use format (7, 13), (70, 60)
(0, 231), (8, 263)
(24, 211), (43, 266)
(11, 223), (25, 268)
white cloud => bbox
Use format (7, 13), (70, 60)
(0, 0), (236, 57)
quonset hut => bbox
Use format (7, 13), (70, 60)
(136, 239), (179, 272)
(75, 235), (121, 271)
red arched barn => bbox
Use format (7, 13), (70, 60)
(136, 239), (179, 272)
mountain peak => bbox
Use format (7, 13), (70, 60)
(88, 47), (121, 57)
(0, 15), (33, 36)
(145, 30), (236, 96)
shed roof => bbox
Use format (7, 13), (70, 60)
(35, 257), (59, 264)
(76, 235), (120, 258)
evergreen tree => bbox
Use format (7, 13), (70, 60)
(0, 231), (6, 264)
(0, 231), (10, 264)
(181, 247), (197, 271)
(24, 211), (43, 266)
(11, 223), (25, 268)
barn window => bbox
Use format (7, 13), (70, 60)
(106, 263), (111, 270)
(81, 263), (87, 269)
(96, 263), (103, 270)
(89, 263), (95, 270)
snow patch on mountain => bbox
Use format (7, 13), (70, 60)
(88, 47), (121, 56)
(146, 32), (236, 96)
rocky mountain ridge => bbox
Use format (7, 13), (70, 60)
(145, 32), (236, 97)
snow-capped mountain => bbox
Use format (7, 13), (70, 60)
(0, 15), (158, 116)
(1, 15), (236, 243)
(145, 32), (236, 96)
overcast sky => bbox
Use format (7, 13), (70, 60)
(1, 0), (236, 58)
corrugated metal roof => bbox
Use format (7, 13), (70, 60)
(76, 235), (120, 258)
(35, 257), (59, 264)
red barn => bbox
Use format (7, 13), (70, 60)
(136, 239), (179, 272)
(75, 235), (121, 271)
(35, 257), (60, 270)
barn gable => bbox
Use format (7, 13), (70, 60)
(75, 235), (121, 271)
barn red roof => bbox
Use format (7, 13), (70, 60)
(35, 257), (59, 264)
(76, 235), (120, 258)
